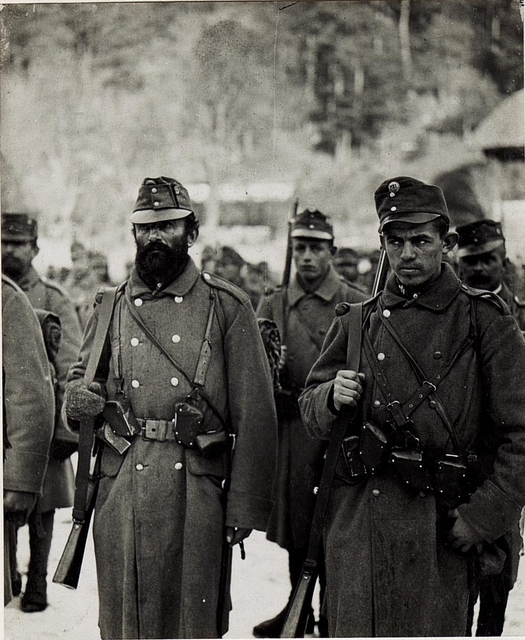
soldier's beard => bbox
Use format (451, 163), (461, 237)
(135, 241), (189, 289)
(2, 255), (29, 281)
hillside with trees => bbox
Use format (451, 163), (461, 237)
(1, 1), (523, 271)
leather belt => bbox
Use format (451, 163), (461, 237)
(136, 418), (177, 442)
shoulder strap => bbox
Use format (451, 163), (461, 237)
(282, 302), (363, 637)
(74, 286), (118, 523)
(123, 288), (227, 428)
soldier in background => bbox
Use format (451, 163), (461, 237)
(213, 245), (246, 288)
(457, 219), (525, 331)
(1, 213), (82, 612)
(2, 275), (55, 607)
(456, 219), (524, 636)
(254, 209), (367, 638)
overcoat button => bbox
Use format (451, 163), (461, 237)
(372, 489), (381, 497)
(434, 351), (442, 359)
(131, 380), (140, 388)
(136, 463), (144, 471)
(151, 187), (157, 193)
(383, 309), (391, 318)
(172, 334), (181, 343)
(390, 206), (397, 212)
(170, 377), (179, 387)
(130, 338), (139, 346)
(203, 273), (211, 281)
(373, 400), (381, 408)
(134, 298), (143, 307)
(174, 296), (183, 303)
(175, 462), (183, 470)
(377, 353), (385, 361)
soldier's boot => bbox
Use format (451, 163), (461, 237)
(21, 510), (54, 613)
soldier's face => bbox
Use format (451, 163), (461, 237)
(292, 239), (334, 283)
(133, 219), (197, 276)
(1, 240), (37, 280)
(459, 249), (506, 292)
(382, 221), (457, 289)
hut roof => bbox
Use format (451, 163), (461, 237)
(469, 90), (524, 161)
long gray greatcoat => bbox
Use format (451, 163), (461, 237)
(2, 275), (55, 495)
(2, 275), (55, 604)
(299, 264), (525, 637)
(18, 265), (82, 511)
(67, 257), (277, 639)
(256, 266), (366, 551)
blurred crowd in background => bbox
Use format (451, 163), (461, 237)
(45, 236), (525, 327)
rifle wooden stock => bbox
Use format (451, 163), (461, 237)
(53, 473), (98, 589)
(281, 565), (317, 638)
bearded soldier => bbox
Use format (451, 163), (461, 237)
(63, 176), (277, 639)
(299, 177), (525, 637)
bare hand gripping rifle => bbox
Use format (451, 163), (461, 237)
(53, 286), (118, 589)
(281, 245), (389, 638)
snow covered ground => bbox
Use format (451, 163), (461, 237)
(3, 507), (525, 639)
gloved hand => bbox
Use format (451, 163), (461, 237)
(4, 490), (37, 527)
(65, 379), (106, 421)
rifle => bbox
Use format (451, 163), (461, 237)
(52, 464), (98, 588)
(53, 286), (118, 589)
(281, 198), (299, 287)
(281, 241), (389, 638)
(372, 245), (389, 297)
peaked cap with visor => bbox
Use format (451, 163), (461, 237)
(132, 177), (193, 224)
(375, 176), (449, 233)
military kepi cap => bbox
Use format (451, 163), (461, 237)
(375, 176), (449, 233)
(132, 176), (193, 224)
(456, 219), (505, 258)
(1, 213), (38, 241)
(291, 209), (334, 241)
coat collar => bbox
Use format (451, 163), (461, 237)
(381, 262), (462, 311)
(128, 257), (201, 300)
(16, 265), (41, 292)
(287, 265), (343, 307)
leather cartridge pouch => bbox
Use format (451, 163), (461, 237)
(338, 435), (367, 484)
(174, 395), (205, 448)
(435, 454), (468, 508)
(391, 449), (433, 492)
(103, 399), (141, 437)
(358, 421), (390, 474)
(195, 429), (231, 459)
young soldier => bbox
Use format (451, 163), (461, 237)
(299, 177), (525, 637)
(254, 210), (366, 637)
(63, 176), (277, 639)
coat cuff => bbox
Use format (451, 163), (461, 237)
(4, 451), (49, 495)
(457, 479), (523, 543)
(226, 491), (273, 532)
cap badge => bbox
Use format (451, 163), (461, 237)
(388, 181), (400, 196)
